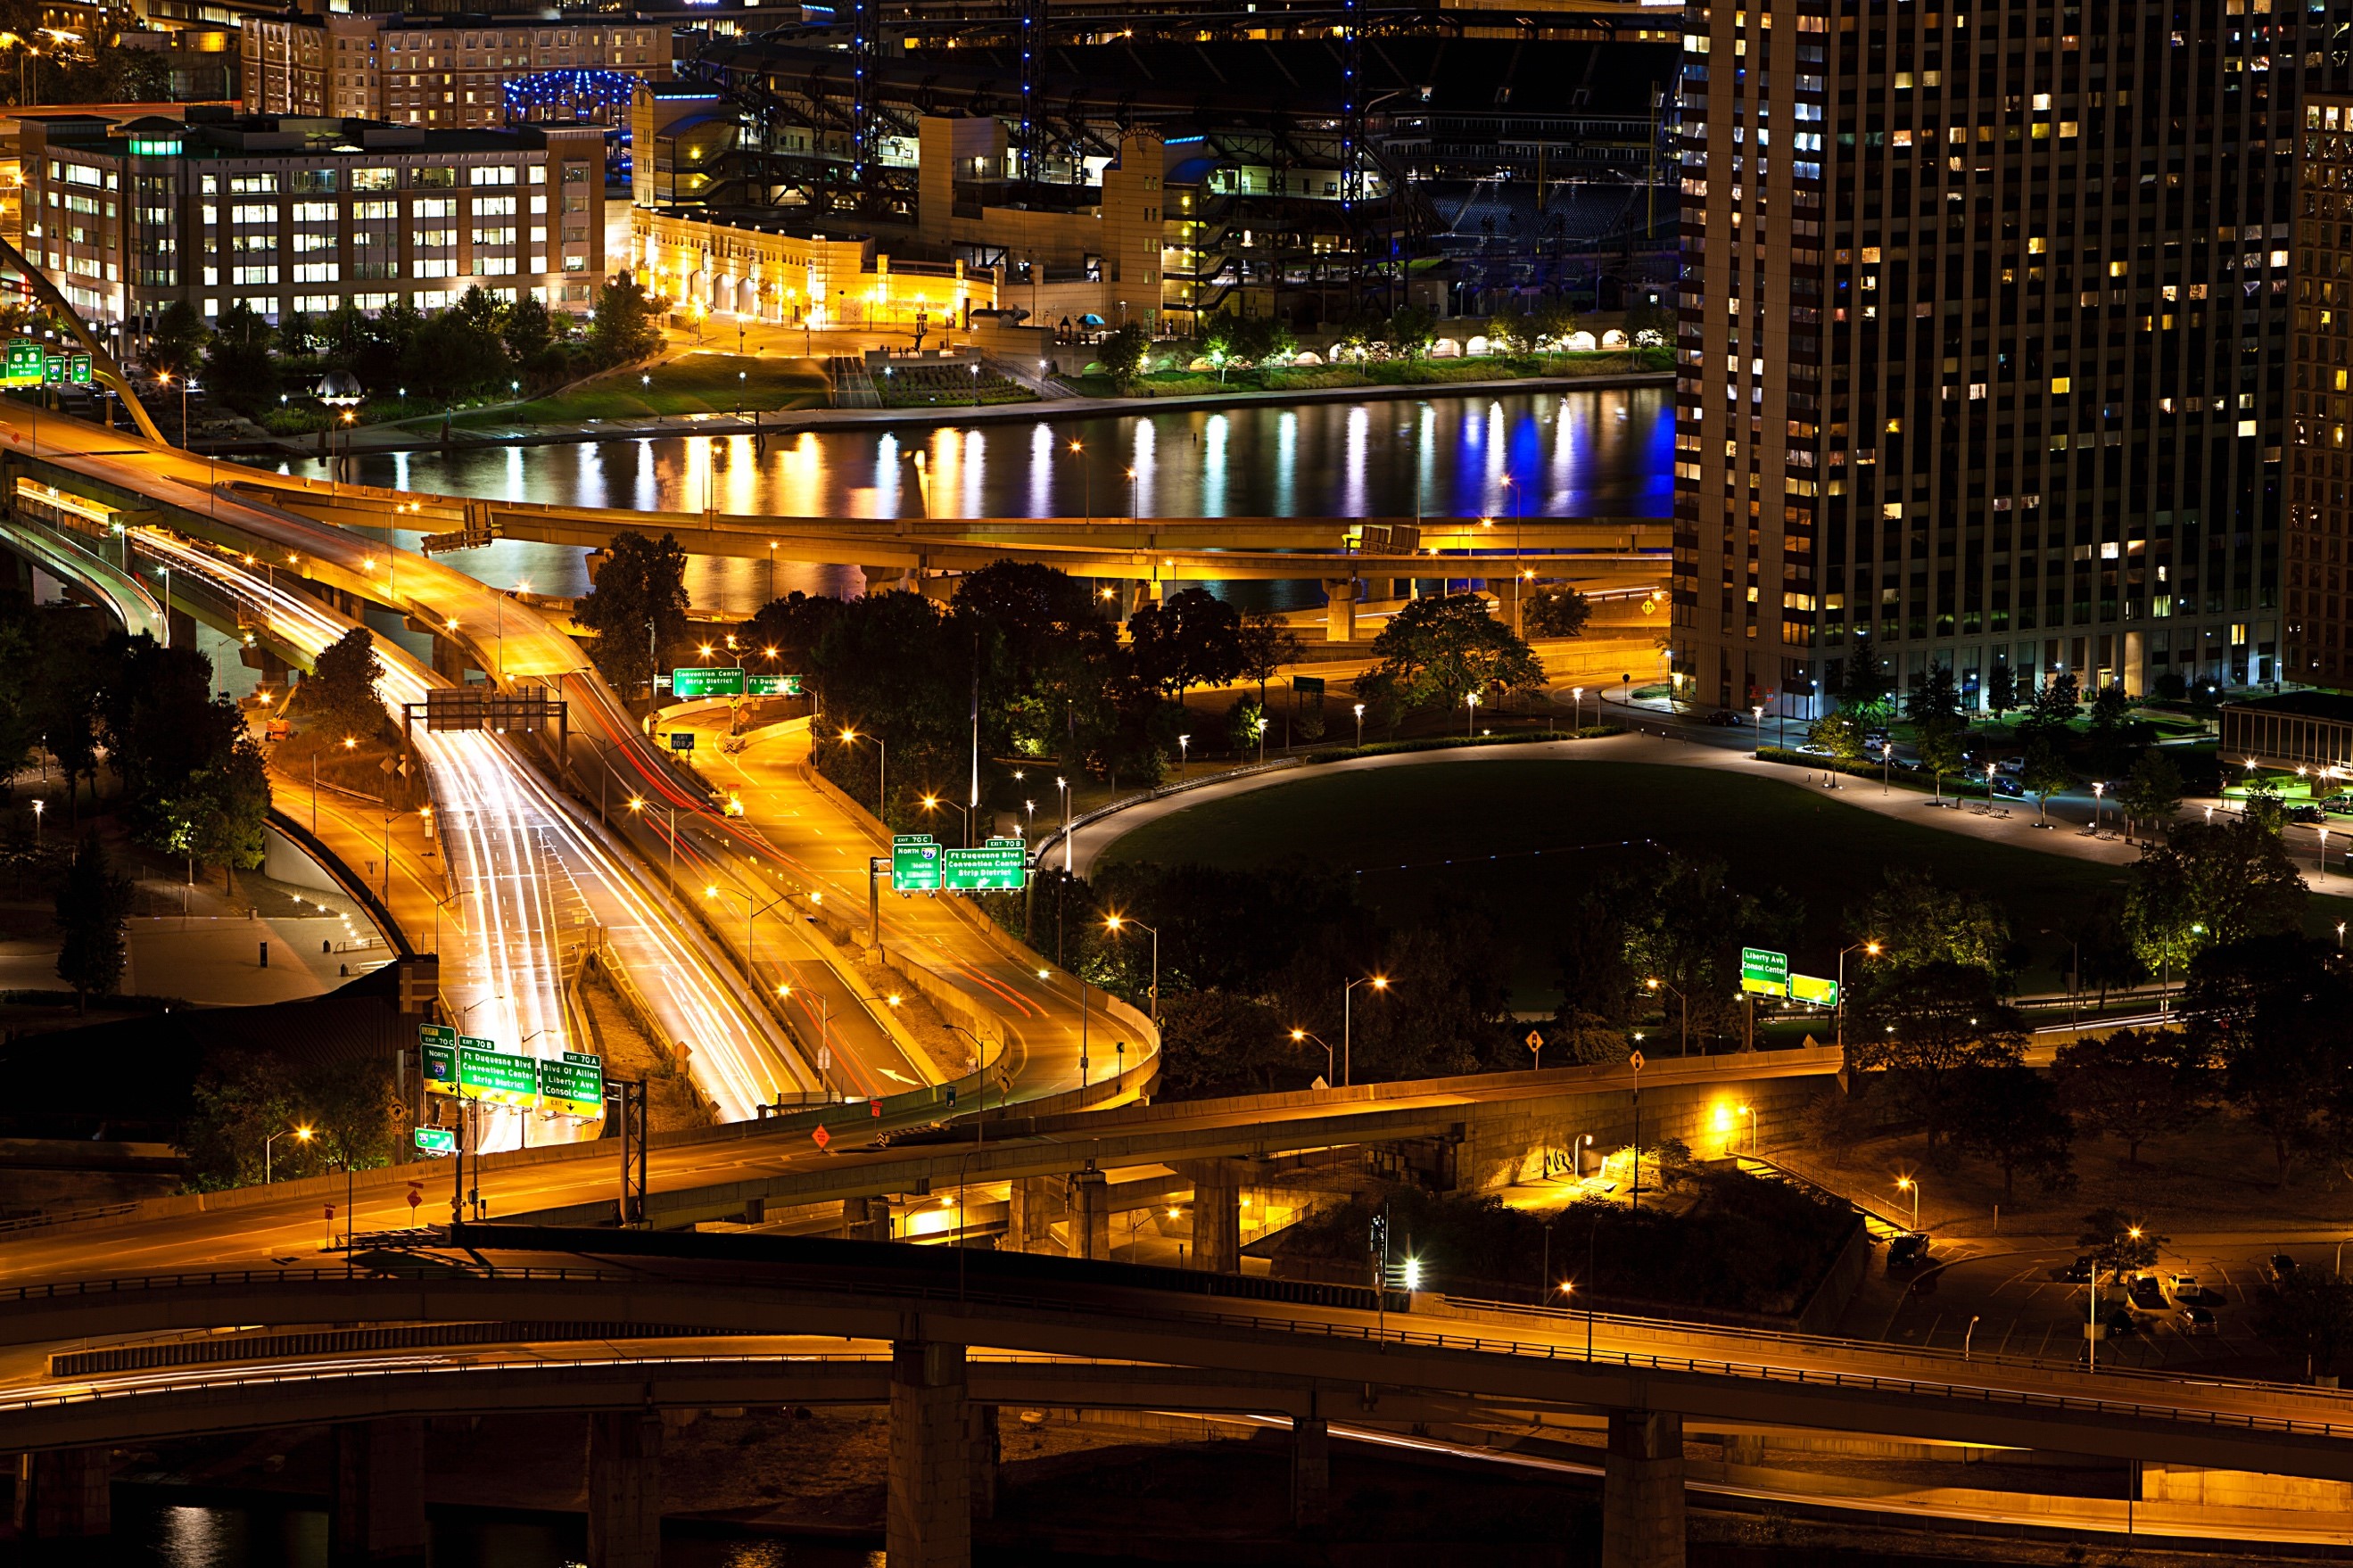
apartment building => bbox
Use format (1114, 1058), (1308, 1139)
(241, 12), (671, 130)
(20, 107), (607, 342)
(2289, 95), (2353, 688)
(1675, 0), (2329, 715)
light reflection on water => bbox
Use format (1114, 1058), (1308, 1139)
(261, 387), (1672, 616)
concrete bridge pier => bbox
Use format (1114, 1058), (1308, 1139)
(1321, 578), (1359, 642)
(967, 1403), (1000, 1521)
(863, 565), (917, 596)
(841, 1194), (892, 1242)
(1602, 1410), (1685, 1568)
(888, 1341), (971, 1568)
(919, 571), (957, 604)
(1291, 1408), (1330, 1526)
(585, 1410), (665, 1568)
(1005, 1176), (1067, 1254)
(333, 1417), (427, 1564)
(12, 1448), (111, 1541)
(1069, 1164), (1110, 1260)
(1178, 1159), (1243, 1273)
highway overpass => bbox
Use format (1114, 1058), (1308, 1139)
(9, 1232), (2353, 1568)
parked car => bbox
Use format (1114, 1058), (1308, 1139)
(2060, 1256), (2095, 1283)
(1887, 1232), (1930, 1270)
(2287, 803), (2326, 824)
(2167, 1272), (2201, 1301)
(2269, 1252), (2299, 1284)
(1705, 709), (1745, 727)
(1990, 775), (2026, 798)
(2178, 1304), (2218, 1335)
(2127, 1275), (2167, 1311)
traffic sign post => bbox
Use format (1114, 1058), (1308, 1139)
(1739, 946), (1791, 997)
(891, 833), (943, 892)
(671, 665), (747, 699)
(942, 837), (1027, 891)
(457, 1041), (538, 1107)
(538, 1052), (606, 1118)
(418, 1024), (458, 1096)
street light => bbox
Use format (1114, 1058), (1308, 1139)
(919, 792), (970, 848)
(1644, 976), (1689, 1055)
(1465, 689), (1481, 738)
(624, 795), (680, 900)
(1836, 941), (1879, 1050)
(29, 797), (41, 846)
(1177, 733), (1190, 778)
(839, 728), (887, 824)
(1894, 1174), (1920, 1231)
(1342, 974), (1389, 1086)
(1353, 703), (1366, 747)
(2090, 1224), (2142, 1373)
(777, 982), (836, 1101)
(705, 881), (786, 995)
(1103, 912), (1160, 1024)
(265, 1124), (313, 1184)
(1289, 1027), (1334, 1085)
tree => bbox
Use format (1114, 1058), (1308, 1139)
(146, 300), (209, 378)
(402, 308), (510, 400)
(1986, 659), (2019, 723)
(1915, 719), (1968, 807)
(1096, 321), (1151, 388)
(1486, 300), (1535, 355)
(2024, 668), (2081, 736)
(308, 627), (391, 739)
(2019, 732), (2072, 827)
(1531, 297), (1580, 348)
(176, 1052), (401, 1190)
(2077, 1207), (2166, 1275)
(500, 294), (555, 361)
(2085, 681), (2138, 773)
(1199, 314), (1241, 383)
(2123, 815), (2306, 978)
(1854, 868), (2011, 983)
(54, 832), (130, 1011)
(203, 300), (278, 416)
(1845, 961), (2028, 1153)
(2054, 1028), (2200, 1163)
(2114, 749), (2184, 843)
(1386, 305), (1436, 359)
(1234, 609), (1303, 707)
(738, 590), (847, 681)
(1523, 587), (1592, 639)
(2255, 1271), (2353, 1382)
(574, 531), (690, 702)
(155, 736), (269, 873)
(1359, 591), (1544, 717)
(1908, 661), (1963, 730)
(1127, 587), (1243, 701)
(1808, 708), (1867, 765)
(2181, 937), (2347, 1184)
(1837, 634), (1893, 721)
(1153, 991), (1301, 1097)
(1950, 1067), (2076, 1201)
(590, 274), (664, 366)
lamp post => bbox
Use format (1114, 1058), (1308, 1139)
(1880, 739), (1895, 795)
(29, 797), (41, 846)
(625, 795), (680, 901)
(265, 1124), (313, 1184)
(1465, 689), (1480, 738)
(1644, 976), (1688, 1055)
(777, 982), (836, 1101)
(919, 792), (970, 848)
(1342, 973), (1389, 1086)
(2090, 780), (2105, 836)
(1835, 941), (1879, 1051)
(839, 728), (886, 824)
(2089, 1224), (2142, 1373)
(1895, 1174), (1920, 1231)
(1289, 1027), (1334, 1085)
(1104, 912), (1159, 1024)
(1353, 703), (1366, 747)
(1177, 733), (1190, 779)
(705, 881), (785, 994)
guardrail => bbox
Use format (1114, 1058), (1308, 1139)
(265, 807), (415, 959)
(4, 1265), (2348, 1443)
(1028, 757), (1302, 870)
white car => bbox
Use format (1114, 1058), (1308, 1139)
(2168, 1272), (2201, 1301)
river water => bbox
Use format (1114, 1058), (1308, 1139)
(253, 384), (1673, 615)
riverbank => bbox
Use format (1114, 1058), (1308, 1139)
(204, 367), (1674, 458)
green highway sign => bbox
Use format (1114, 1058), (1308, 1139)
(2, 341), (39, 384)
(1739, 946), (1789, 997)
(413, 1126), (457, 1155)
(68, 353), (90, 386)
(458, 1041), (538, 1107)
(891, 833), (943, 892)
(943, 836), (1028, 892)
(1789, 973), (1839, 1008)
(40, 354), (62, 385)
(538, 1051), (606, 1118)
(1292, 675), (1326, 697)
(419, 1024), (458, 1095)
(672, 665), (746, 699)
(746, 673), (803, 697)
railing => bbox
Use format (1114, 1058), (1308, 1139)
(1028, 756), (1302, 869)
(6, 1264), (2350, 1440)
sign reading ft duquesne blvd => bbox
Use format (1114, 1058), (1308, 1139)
(890, 834), (1027, 894)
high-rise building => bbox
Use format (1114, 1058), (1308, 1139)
(241, 12), (670, 130)
(2289, 94), (2353, 687)
(1674, 1), (2312, 716)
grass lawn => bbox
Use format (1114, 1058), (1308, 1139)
(1101, 757), (2299, 1008)
(450, 353), (830, 427)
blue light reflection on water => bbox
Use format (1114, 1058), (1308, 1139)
(269, 386), (1672, 616)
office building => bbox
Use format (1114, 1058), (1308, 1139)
(2288, 95), (2353, 687)
(20, 106), (608, 344)
(240, 12), (670, 130)
(1674, 1), (2315, 714)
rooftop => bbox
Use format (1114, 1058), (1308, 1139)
(31, 110), (605, 157)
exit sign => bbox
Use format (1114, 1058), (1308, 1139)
(672, 665), (745, 699)
(1739, 946), (1789, 997)
(891, 833), (942, 892)
(747, 673), (802, 697)
(942, 837), (1027, 892)
(413, 1126), (457, 1156)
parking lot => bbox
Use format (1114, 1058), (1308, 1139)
(1874, 1236), (2332, 1375)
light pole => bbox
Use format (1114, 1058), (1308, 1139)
(1835, 941), (1879, 1051)
(1571, 685), (1583, 730)
(2090, 780), (2105, 836)
(706, 881), (785, 993)
(29, 797), (41, 846)
(1254, 713), (1268, 763)
(1177, 733), (1190, 778)
(1895, 1175), (1920, 1231)
(1055, 774), (1070, 873)
(1644, 976), (1688, 1055)
(840, 727), (887, 825)
(2090, 1224), (2142, 1373)
(777, 982), (836, 1101)
(1736, 1103), (1755, 1156)
(1290, 1027), (1334, 1085)
(1465, 689), (1480, 738)
(1881, 739), (1895, 795)
(1104, 912), (1159, 1024)
(1353, 703), (1366, 747)
(1752, 704), (1764, 755)
(264, 1124), (313, 1184)
(1342, 973), (1389, 1086)
(919, 792), (970, 848)
(625, 795), (680, 901)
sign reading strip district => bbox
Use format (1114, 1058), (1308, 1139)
(458, 1042), (538, 1107)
